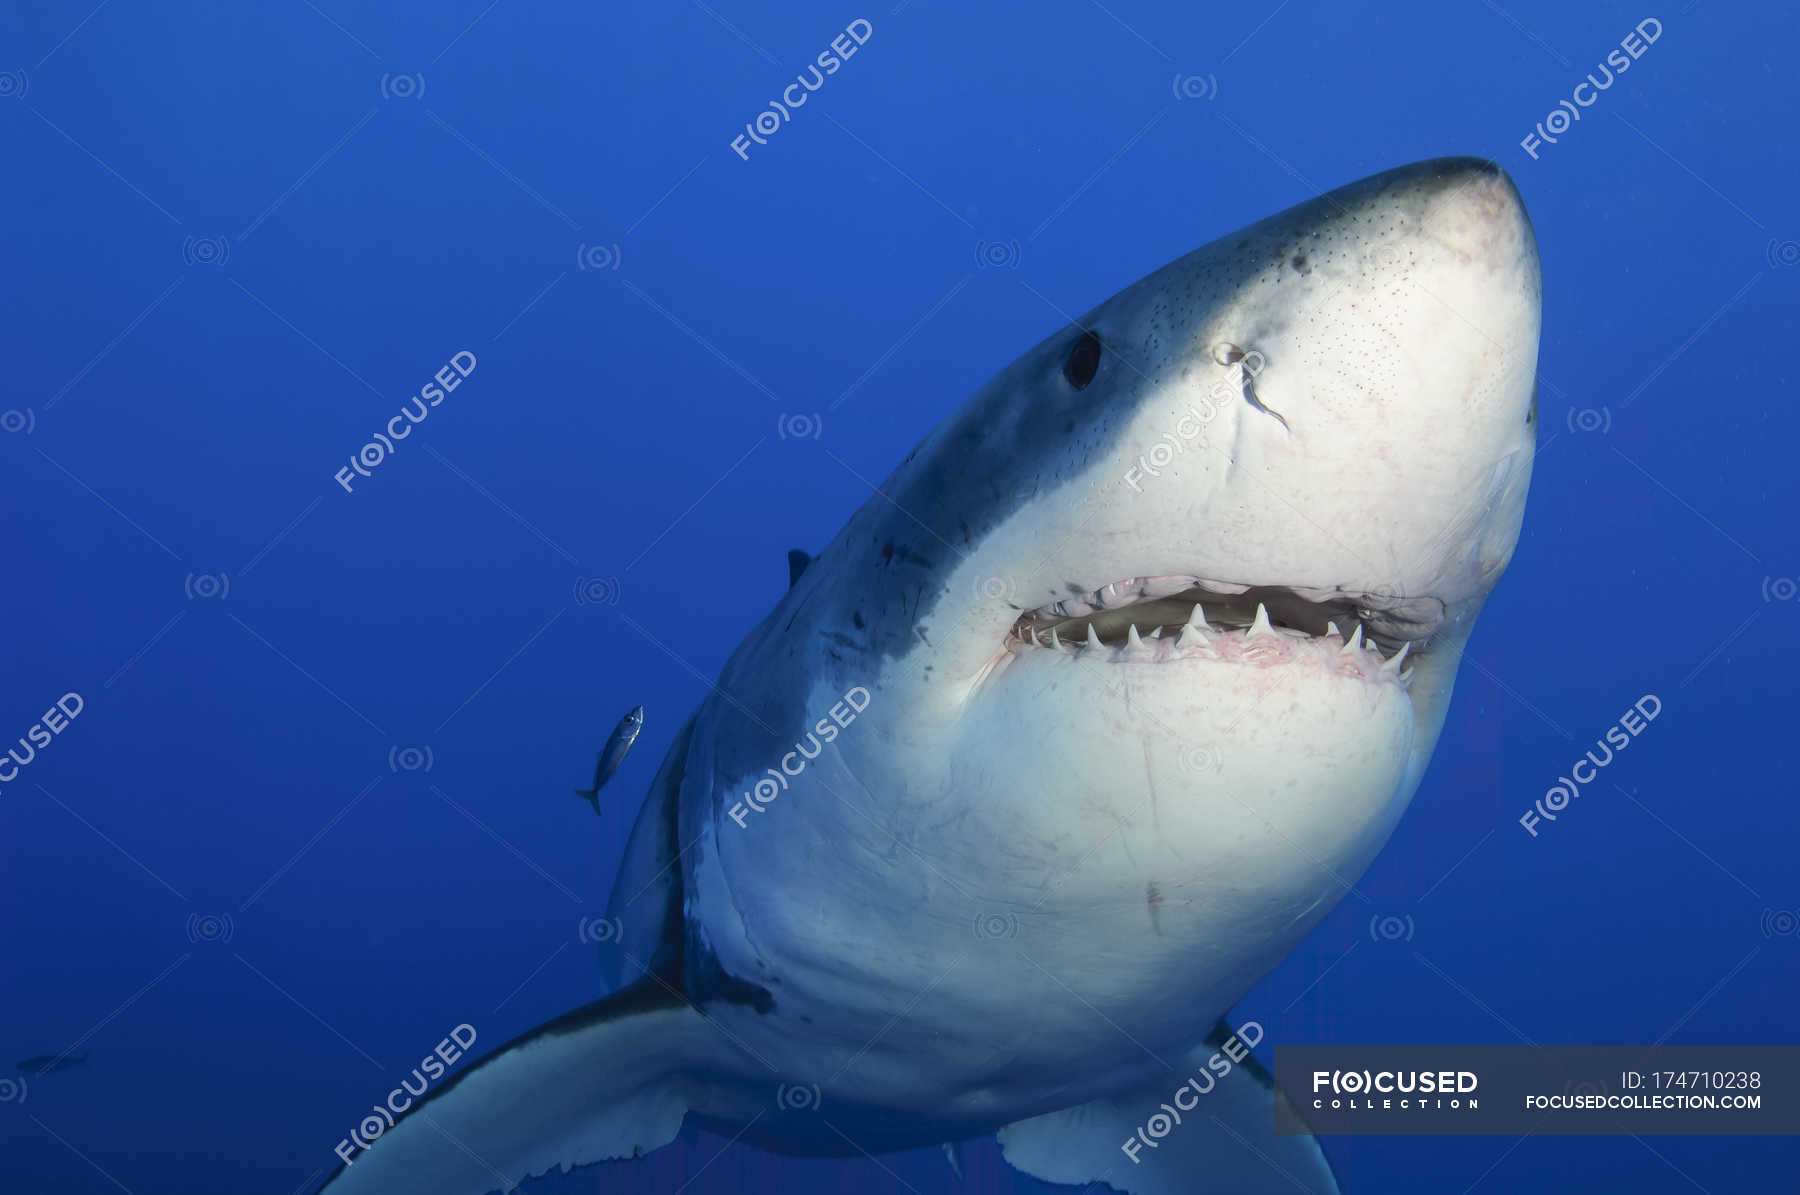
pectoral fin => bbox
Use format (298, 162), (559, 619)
(316, 979), (730, 1194)
(996, 1021), (1338, 1194)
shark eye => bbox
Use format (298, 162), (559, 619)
(1063, 331), (1102, 389)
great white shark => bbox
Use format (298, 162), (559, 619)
(318, 156), (1540, 1194)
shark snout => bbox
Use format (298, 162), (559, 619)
(1107, 156), (1543, 616)
(1400, 157), (1539, 290)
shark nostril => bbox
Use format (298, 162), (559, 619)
(1215, 342), (1288, 431)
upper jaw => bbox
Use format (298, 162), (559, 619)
(1015, 573), (1443, 647)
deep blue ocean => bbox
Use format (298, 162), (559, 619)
(3, 2), (1796, 1192)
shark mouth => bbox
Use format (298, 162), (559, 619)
(1006, 575), (1444, 683)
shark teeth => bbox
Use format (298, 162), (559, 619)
(1009, 576), (1424, 681)
(1247, 602), (1277, 639)
(1011, 618), (1417, 681)
(1124, 623), (1162, 660)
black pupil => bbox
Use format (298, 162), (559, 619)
(1063, 331), (1102, 389)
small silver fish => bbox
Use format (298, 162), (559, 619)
(573, 706), (644, 816)
(17, 1051), (86, 1075)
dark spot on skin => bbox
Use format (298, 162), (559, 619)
(881, 541), (895, 565)
(892, 543), (934, 569)
(1066, 582), (1086, 595)
(853, 611), (866, 629)
(824, 631), (861, 651)
(1146, 881), (1164, 937)
(1291, 253), (1311, 275)
(960, 519), (972, 546)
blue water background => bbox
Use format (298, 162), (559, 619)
(3, 2), (1796, 1191)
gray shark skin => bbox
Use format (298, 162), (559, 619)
(317, 157), (1540, 1195)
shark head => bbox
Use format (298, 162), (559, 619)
(697, 157), (1539, 1106)
(910, 155), (1538, 772)
(782, 154), (1537, 783)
